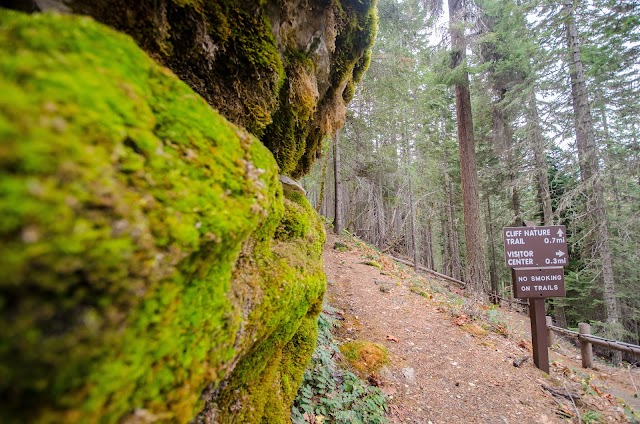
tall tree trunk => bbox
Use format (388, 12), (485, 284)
(599, 100), (622, 214)
(448, 0), (487, 294)
(631, 122), (640, 186)
(376, 178), (386, 247)
(529, 90), (554, 226)
(565, 4), (621, 364)
(440, 214), (450, 275)
(532, 88), (566, 325)
(404, 123), (418, 271)
(485, 195), (499, 304)
(424, 216), (434, 270)
(440, 119), (462, 280)
(446, 176), (463, 281)
(317, 150), (329, 214)
(333, 130), (344, 234)
(408, 176), (418, 271)
(493, 105), (521, 226)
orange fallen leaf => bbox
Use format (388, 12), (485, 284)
(454, 314), (470, 326)
(518, 339), (532, 352)
(603, 393), (615, 404)
(590, 382), (603, 396)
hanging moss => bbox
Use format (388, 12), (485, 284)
(63, 0), (286, 136)
(289, 0), (378, 177)
(0, 11), (324, 423)
(261, 53), (318, 176)
(8, 1), (378, 180)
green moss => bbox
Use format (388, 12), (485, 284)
(65, 0), (286, 136)
(207, 185), (326, 422)
(289, 0), (378, 177)
(262, 54), (317, 176)
(340, 341), (389, 376)
(0, 11), (324, 423)
(332, 0), (378, 90)
(10, 0), (378, 180)
(363, 260), (383, 269)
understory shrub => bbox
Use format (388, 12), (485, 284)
(291, 305), (389, 424)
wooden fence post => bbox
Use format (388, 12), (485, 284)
(546, 316), (555, 347)
(579, 323), (593, 368)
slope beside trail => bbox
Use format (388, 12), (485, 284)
(323, 232), (639, 424)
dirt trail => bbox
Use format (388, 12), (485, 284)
(323, 232), (639, 423)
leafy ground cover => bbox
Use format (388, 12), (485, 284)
(292, 305), (389, 424)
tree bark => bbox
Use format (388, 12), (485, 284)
(448, 0), (487, 294)
(485, 195), (499, 304)
(564, 4), (621, 364)
(376, 178), (386, 247)
(443, 164), (463, 281)
(440, 214), (449, 275)
(440, 119), (463, 280)
(493, 105), (521, 226)
(404, 122), (418, 271)
(599, 100), (622, 214)
(408, 176), (418, 271)
(317, 149), (329, 213)
(424, 216), (434, 270)
(333, 130), (344, 234)
(529, 90), (554, 226)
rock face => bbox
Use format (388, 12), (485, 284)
(27, 0), (377, 178)
(0, 1), (375, 422)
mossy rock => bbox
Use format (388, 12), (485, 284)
(12, 0), (378, 179)
(333, 241), (350, 252)
(340, 340), (389, 376)
(0, 11), (325, 423)
(362, 260), (383, 269)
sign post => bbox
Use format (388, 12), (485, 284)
(503, 224), (568, 373)
(529, 298), (549, 373)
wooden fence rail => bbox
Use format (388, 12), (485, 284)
(547, 320), (640, 368)
(390, 255), (466, 288)
(385, 255), (640, 369)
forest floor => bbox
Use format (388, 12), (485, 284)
(323, 231), (640, 424)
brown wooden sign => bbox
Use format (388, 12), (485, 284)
(503, 225), (568, 268)
(512, 267), (565, 298)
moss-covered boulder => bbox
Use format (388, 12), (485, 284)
(20, 0), (378, 178)
(0, 11), (325, 423)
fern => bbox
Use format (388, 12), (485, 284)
(291, 305), (390, 423)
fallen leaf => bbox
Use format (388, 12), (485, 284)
(368, 374), (382, 386)
(603, 393), (615, 404)
(454, 314), (470, 326)
(590, 382), (604, 396)
(463, 323), (487, 337)
(518, 339), (532, 352)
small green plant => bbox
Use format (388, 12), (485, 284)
(623, 405), (640, 422)
(485, 308), (509, 336)
(582, 409), (604, 424)
(292, 306), (389, 423)
(333, 241), (350, 252)
(581, 375), (598, 396)
(362, 260), (383, 269)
